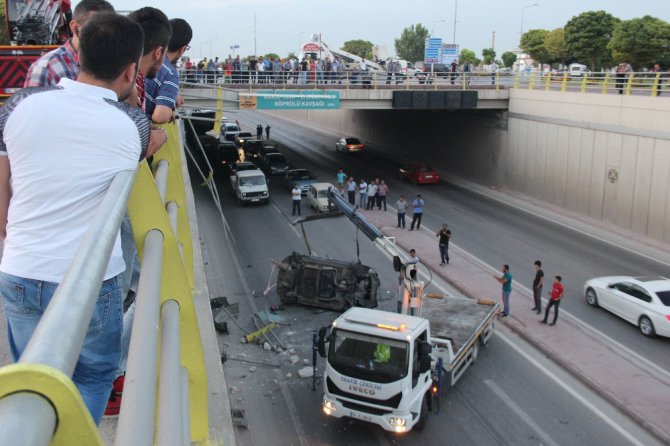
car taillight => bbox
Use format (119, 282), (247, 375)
(666, 315), (670, 322)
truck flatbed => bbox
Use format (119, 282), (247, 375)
(419, 296), (497, 359)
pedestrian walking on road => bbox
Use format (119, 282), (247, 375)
(531, 260), (544, 314)
(256, 124), (263, 139)
(436, 224), (451, 266)
(540, 276), (564, 326)
(346, 177), (357, 205)
(336, 169), (347, 187)
(358, 178), (367, 209)
(409, 194), (424, 230)
(494, 265), (512, 317)
(365, 180), (377, 210)
(265, 124), (271, 139)
(377, 180), (388, 210)
(396, 195), (408, 228)
(291, 184), (301, 216)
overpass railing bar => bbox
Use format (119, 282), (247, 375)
(512, 70), (667, 96)
(0, 168), (137, 446)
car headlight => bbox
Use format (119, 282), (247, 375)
(390, 417), (407, 433)
(241, 193), (247, 197)
(323, 399), (336, 416)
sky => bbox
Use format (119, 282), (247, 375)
(80, 0), (669, 61)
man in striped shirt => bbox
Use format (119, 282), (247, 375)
(23, 0), (115, 87)
(145, 18), (192, 124)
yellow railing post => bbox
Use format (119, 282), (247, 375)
(652, 72), (661, 97)
(513, 73), (519, 89)
(580, 73), (588, 93)
(544, 73), (551, 91)
(602, 74), (609, 95)
(561, 73), (568, 92)
(462, 73), (466, 90)
(213, 87), (223, 134)
(625, 74), (633, 95)
(528, 72), (535, 91)
(495, 71), (500, 91)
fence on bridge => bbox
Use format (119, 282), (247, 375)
(0, 123), (213, 445)
(180, 69), (666, 97)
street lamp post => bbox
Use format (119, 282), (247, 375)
(452, 0), (458, 44)
(432, 19), (445, 37)
(297, 32), (305, 57)
(209, 36), (218, 58)
(520, 3), (538, 37)
(230, 44), (240, 57)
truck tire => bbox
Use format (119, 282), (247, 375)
(471, 339), (479, 363)
(279, 290), (297, 305)
(414, 394), (429, 431)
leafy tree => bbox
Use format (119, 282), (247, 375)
(520, 29), (550, 66)
(608, 16), (670, 69)
(264, 53), (280, 60)
(501, 51), (517, 68)
(341, 39), (374, 60)
(482, 48), (496, 64)
(394, 23), (430, 62)
(544, 28), (570, 66)
(287, 52), (297, 60)
(459, 48), (477, 64)
(564, 10), (620, 70)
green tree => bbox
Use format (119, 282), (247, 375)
(564, 10), (620, 70)
(394, 23), (430, 62)
(544, 28), (570, 66)
(264, 53), (280, 60)
(287, 51), (297, 60)
(341, 39), (374, 60)
(482, 48), (496, 64)
(608, 16), (670, 69)
(459, 48), (477, 64)
(520, 29), (550, 66)
(501, 51), (517, 68)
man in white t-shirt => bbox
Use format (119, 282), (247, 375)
(0, 13), (150, 425)
(292, 184), (302, 216)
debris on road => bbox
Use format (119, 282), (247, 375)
(298, 367), (314, 378)
(289, 355), (299, 364)
(231, 408), (247, 428)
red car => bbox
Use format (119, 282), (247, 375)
(398, 164), (440, 184)
(335, 137), (364, 153)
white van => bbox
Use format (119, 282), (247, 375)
(221, 122), (241, 141)
(233, 169), (269, 205)
(569, 63), (588, 77)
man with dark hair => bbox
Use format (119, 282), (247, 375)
(145, 18), (193, 123)
(0, 13), (149, 424)
(24, 0), (115, 87)
(540, 276), (564, 326)
(531, 260), (544, 314)
(128, 7), (172, 110)
(494, 264), (512, 317)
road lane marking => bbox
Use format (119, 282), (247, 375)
(484, 379), (561, 446)
(495, 331), (647, 446)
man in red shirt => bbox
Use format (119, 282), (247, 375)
(540, 276), (564, 326)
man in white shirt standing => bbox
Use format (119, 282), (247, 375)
(292, 184), (302, 216)
(0, 13), (149, 425)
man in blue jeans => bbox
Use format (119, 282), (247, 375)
(0, 13), (149, 424)
(494, 264), (513, 317)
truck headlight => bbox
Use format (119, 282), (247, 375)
(323, 399), (336, 416)
(241, 193), (247, 197)
(390, 417), (407, 433)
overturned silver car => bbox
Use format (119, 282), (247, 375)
(275, 252), (380, 311)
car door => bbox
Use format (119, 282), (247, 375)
(308, 186), (317, 209)
(606, 282), (636, 321)
(628, 285), (653, 323)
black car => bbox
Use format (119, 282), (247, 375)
(245, 140), (279, 160)
(217, 142), (240, 166)
(283, 168), (317, 194)
(234, 132), (255, 148)
(259, 153), (290, 175)
(416, 63), (451, 84)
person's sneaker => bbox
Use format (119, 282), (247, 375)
(548, 322), (556, 326)
(104, 391), (122, 418)
(539, 320), (547, 324)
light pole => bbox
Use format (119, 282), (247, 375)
(520, 3), (538, 37)
(209, 35), (218, 58)
(431, 19), (445, 37)
(297, 32), (305, 57)
(452, 0), (458, 44)
(230, 44), (240, 58)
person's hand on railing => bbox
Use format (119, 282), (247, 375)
(147, 127), (169, 158)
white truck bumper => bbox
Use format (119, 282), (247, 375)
(322, 394), (415, 433)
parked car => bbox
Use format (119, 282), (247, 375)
(335, 137), (364, 153)
(283, 168), (317, 195)
(259, 152), (291, 175)
(398, 164), (440, 184)
(569, 63), (588, 77)
(228, 162), (258, 188)
(234, 132), (255, 147)
(221, 122), (241, 141)
(244, 140), (278, 160)
(232, 169), (269, 205)
(584, 276), (670, 338)
(217, 141), (240, 166)
(307, 183), (336, 213)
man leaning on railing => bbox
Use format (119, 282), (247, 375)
(0, 13), (150, 425)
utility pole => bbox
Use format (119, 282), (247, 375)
(492, 31), (495, 51)
(452, 0), (458, 44)
(254, 14), (257, 56)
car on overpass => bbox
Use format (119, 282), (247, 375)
(584, 276), (670, 338)
(398, 164), (440, 184)
(283, 168), (317, 195)
(335, 137), (364, 153)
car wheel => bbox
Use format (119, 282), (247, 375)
(414, 394), (429, 431)
(639, 316), (656, 337)
(585, 288), (599, 307)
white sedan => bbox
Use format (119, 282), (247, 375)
(307, 182), (335, 213)
(584, 276), (670, 338)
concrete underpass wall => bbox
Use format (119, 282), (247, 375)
(273, 90), (670, 242)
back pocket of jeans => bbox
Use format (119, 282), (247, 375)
(0, 276), (29, 315)
(87, 292), (112, 337)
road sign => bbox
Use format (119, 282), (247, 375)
(441, 43), (459, 65)
(240, 90), (340, 110)
(424, 37), (442, 64)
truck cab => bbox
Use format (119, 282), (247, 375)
(233, 169), (269, 205)
(322, 308), (433, 433)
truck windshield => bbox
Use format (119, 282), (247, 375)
(328, 329), (408, 384)
(240, 175), (265, 186)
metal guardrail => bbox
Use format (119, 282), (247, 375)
(0, 123), (212, 445)
(179, 69), (667, 97)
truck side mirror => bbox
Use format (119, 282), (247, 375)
(317, 326), (330, 358)
(419, 355), (431, 374)
(418, 341), (432, 356)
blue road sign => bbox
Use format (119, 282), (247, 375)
(424, 37), (443, 64)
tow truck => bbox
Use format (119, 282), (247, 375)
(316, 190), (499, 433)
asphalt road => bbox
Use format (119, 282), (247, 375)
(187, 133), (661, 445)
